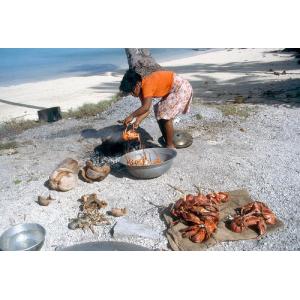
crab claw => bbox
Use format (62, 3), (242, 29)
(191, 228), (207, 243)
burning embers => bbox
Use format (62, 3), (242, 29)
(92, 125), (161, 168)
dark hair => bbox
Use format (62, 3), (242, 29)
(119, 69), (142, 94)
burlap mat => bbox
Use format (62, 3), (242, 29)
(163, 189), (284, 251)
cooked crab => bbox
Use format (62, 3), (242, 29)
(126, 151), (161, 167)
(229, 201), (276, 236)
(122, 128), (140, 142)
(171, 192), (228, 243)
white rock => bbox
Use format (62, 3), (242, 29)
(113, 218), (160, 240)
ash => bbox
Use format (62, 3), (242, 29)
(90, 140), (141, 169)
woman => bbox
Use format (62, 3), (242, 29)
(119, 69), (193, 148)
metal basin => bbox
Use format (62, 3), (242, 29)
(119, 148), (177, 179)
(59, 241), (150, 251)
(0, 223), (46, 251)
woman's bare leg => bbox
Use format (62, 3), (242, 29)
(157, 119), (175, 148)
(158, 119), (167, 143)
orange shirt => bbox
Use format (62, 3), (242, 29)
(141, 71), (174, 99)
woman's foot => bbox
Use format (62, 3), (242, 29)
(166, 144), (176, 149)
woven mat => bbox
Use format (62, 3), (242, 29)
(163, 189), (284, 251)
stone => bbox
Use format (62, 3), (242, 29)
(113, 218), (160, 240)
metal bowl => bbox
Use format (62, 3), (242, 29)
(0, 223), (46, 251)
(59, 241), (150, 251)
(119, 148), (177, 179)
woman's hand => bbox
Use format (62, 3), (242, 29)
(123, 115), (134, 126)
(133, 117), (141, 129)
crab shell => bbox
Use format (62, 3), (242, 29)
(80, 161), (111, 183)
(122, 129), (140, 141)
(49, 167), (78, 191)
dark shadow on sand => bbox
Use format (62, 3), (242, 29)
(163, 50), (300, 107)
(0, 98), (46, 110)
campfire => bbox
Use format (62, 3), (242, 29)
(90, 125), (143, 168)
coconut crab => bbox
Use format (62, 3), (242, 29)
(229, 201), (276, 236)
(122, 127), (140, 142)
(126, 151), (161, 167)
(171, 191), (228, 243)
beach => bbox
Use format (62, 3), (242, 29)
(1, 48), (300, 122)
(0, 48), (299, 251)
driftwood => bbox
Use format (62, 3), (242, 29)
(125, 48), (162, 77)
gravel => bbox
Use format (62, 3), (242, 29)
(0, 96), (299, 251)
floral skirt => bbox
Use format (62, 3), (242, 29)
(154, 75), (193, 120)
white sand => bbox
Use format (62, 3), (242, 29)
(0, 73), (122, 122)
(0, 48), (299, 122)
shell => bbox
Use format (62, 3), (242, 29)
(109, 207), (128, 217)
(80, 161), (110, 183)
(49, 168), (78, 191)
(37, 195), (55, 206)
(48, 158), (79, 192)
(68, 220), (80, 230)
(57, 158), (79, 173)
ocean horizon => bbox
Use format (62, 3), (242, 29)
(0, 48), (210, 87)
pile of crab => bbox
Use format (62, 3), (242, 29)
(171, 192), (229, 243)
(126, 151), (161, 167)
(228, 201), (277, 236)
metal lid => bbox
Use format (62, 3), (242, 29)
(173, 130), (193, 148)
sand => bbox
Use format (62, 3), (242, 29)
(1, 48), (300, 122)
(0, 72), (122, 122)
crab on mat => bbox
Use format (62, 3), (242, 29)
(180, 219), (218, 243)
(206, 192), (229, 205)
(171, 191), (229, 243)
(229, 201), (277, 236)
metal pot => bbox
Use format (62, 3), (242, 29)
(119, 148), (177, 179)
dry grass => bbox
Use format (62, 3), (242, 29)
(215, 104), (256, 118)
(195, 113), (203, 120)
(63, 94), (121, 119)
(13, 179), (22, 185)
(0, 119), (41, 138)
(0, 141), (18, 150)
(0, 94), (121, 138)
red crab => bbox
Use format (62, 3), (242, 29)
(229, 201), (276, 236)
(171, 191), (229, 243)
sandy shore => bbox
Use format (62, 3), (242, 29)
(1, 48), (299, 122)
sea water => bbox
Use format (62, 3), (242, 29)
(0, 48), (209, 87)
